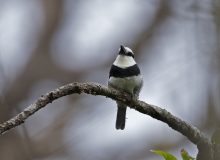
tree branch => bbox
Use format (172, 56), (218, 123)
(0, 82), (212, 158)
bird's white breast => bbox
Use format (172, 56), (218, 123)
(108, 75), (143, 94)
(113, 55), (136, 68)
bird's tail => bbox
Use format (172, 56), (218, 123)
(116, 103), (127, 130)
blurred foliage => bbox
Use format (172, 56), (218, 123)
(180, 149), (195, 160)
(151, 150), (177, 160)
(151, 149), (195, 160)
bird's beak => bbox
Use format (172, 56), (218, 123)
(120, 45), (126, 54)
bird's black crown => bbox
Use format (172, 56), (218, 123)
(118, 45), (134, 58)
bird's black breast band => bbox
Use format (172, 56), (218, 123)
(109, 64), (140, 78)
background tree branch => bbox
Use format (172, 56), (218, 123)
(0, 82), (213, 159)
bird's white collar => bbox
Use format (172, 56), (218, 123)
(113, 55), (136, 68)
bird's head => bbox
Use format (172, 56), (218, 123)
(113, 45), (136, 68)
(118, 45), (134, 58)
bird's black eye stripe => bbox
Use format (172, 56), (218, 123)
(127, 52), (134, 58)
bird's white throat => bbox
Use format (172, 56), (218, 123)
(113, 55), (136, 68)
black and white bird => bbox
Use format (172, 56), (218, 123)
(108, 45), (143, 130)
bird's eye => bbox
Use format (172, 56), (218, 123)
(127, 52), (134, 58)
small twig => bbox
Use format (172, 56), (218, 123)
(0, 82), (212, 158)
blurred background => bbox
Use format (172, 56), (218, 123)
(0, 0), (220, 159)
